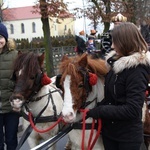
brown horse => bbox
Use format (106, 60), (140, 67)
(57, 53), (150, 150)
(143, 94), (150, 150)
(57, 53), (108, 149)
(10, 52), (63, 150)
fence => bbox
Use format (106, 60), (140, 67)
(18, 46), (76, 75)
(52, 46), (76, 74)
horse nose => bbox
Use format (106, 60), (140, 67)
(10, 93), (24, 101)
(62, 111), (75, 123)
(9, 94), (25, 111)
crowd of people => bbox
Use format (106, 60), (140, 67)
(0, 12), (150, 150)
(75, 13), (150, 60)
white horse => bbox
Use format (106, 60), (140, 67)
(22, 78), (63, 149)
(9, 52), (63, 149)
(57, 53), (108, 150)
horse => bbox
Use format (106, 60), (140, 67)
(9, 51), (63, 150)
(57, 53), (150, 150)
(56, 53), (108, 150)
(143, 88), (150, 150)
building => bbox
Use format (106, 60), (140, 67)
(2, 6), (75, 41)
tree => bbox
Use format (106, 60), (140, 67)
(133, 0), (150, 25)
(32, 0), (69, 77)
(71, 0), (150, 33)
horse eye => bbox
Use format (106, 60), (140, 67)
(78, 83), (84, 88)
(30, 76), (35, 80)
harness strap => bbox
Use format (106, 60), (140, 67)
(21, 110), (59, 123)
(16, 125), (33, 150)
(31, 124), (73, 150)
(16, 90), (52, 150)
(29, 113), (63, 133)
(49, 89), (57, 117)
(73, 122), (98, 130)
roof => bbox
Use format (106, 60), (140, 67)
(3, 6), (41, 21)
(3, 6), (74, 21)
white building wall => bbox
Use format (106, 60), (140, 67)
(4, 18), (43, 42)
(3, 17), (75, 41)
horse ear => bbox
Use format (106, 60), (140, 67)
(38, 52), (45, 66)
(61, 55), (69, 62)
(79, 53), (88, 68)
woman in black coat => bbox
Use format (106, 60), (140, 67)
(87, 22), (150, 150)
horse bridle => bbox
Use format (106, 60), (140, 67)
(78, 67), (92, 97)
(56, 67), (94, 109)
(26, 71), (44, 101)
(56, 67), (91, 95)
(22, 87), (63, 123)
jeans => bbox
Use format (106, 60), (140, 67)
(0, 112), (19, 150)
(102, 135), (142, 150)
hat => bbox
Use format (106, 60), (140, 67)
(111, 13), (127, 23)
(0, 23), (8, 41)
(79, 30), (85, 35)
(90, 30), (97, 34)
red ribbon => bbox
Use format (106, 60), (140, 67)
(41, 73), (52, 86)
(89, 73), (98, 86)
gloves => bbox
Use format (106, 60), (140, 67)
(86, 106), (101, 119)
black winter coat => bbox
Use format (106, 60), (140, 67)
(88, 51), (150, 143)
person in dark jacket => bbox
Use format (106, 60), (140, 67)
(100, 13), (127, 59)
(86, 29), (97, 53)
(0, 23), (19, 150)
(75, 30), (87, 55)
(87, 22), (150, 150)
(140, 21), (150, 46)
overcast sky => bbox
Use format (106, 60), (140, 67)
(3, 0), (83, 8)
(3, 0), (103, 34)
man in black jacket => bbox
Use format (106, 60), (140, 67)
(75, 30), (87, 55)
(100, 13), (127, 59)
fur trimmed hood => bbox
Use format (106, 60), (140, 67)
(7, 38), (16, 51)
(106, 50), (150, 74)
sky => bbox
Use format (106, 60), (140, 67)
(3, 0), (104, 35)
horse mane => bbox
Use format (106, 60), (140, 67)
(59, 54), (108, 78)
(13, 52), (42, 76)
(87, 56), (108, 77)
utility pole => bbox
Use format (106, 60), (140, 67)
(82, 0), (86, 33)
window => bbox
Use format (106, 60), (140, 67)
(21, 23), (25, 33)
(32, 22), (36, 33)
(64, 25), (67, 30)
(10, 24), (14, 34)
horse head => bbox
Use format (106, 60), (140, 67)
(10, 51), (46, 111)
(57, 53), (108, 123)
